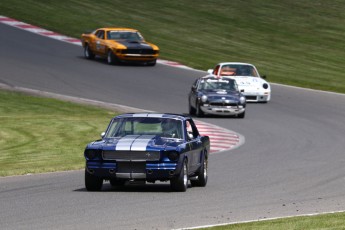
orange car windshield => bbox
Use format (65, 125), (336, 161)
(107, 31), (144, 42)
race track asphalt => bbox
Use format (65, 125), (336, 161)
(1, 23), (345, 230)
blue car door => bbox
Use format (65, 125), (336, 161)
(185, 119), (203, 173)
(189, 79), (199, 108)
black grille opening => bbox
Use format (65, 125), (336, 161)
(209, 102), (238, 106)
(117, 162), (146, 174)
(245, 96), (257, 100)
(102, 151), (160, 161)
(122, 49), (155, 55)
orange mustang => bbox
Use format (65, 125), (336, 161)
(81, 28), (159, 66)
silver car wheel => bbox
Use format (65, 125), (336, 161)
(183, 161), (188, 187)
(203, 158), (208, 179)
(107, 51), (112, 64)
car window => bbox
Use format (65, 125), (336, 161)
(186, 119), (199, 140)
(95, 30), (105, 39)
(186, 121), (194, 140)
(220, 66), (237, 76)
(221, 65), (259, 77)
(213, 65), (220, 75)
(198, 79), (237, 91)
(107, 31), (144, 42)
(194, 79), (198, 87)
(160, 119), (183, 139)
(105, 117), (183, 139)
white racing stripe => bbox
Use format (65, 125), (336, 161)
(147, 113), (164, 117)
(131, 135), (155, 151)
(115, 135), (140, 151)
(132, 113), (149, 117)
(115, 135), (155, 151)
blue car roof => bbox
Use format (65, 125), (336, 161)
(114, 113), (189, 120)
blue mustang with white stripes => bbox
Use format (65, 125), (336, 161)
(84, 113), (210, 192)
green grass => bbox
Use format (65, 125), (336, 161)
(200, 212), (345, 229)
(1, 0), (345, 93)
(0, 90), (117, 176)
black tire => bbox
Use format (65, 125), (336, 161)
(84, 44), (95, 59)
(109, 179), (126, 187)
(195, 101), (204, 117)
(170, 159), (188, 192)
(189, 100), (196, 115)
(85, 169), (103, 191)
(107, 50), (118, 65)
(191, 153), (208, 187)
(238, 111), (245, 118)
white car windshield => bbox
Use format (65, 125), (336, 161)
(219, 65), (259, 77)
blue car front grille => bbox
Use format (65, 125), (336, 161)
(209, 102), (238, 106)
(102, 151), (160, 161)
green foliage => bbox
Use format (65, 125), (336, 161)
(1, 0), (345, 92)
(0, 90), (116, 176)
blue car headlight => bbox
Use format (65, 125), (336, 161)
(240, 96), (246, 104)
(84, 149), (99, 160)
(167, 151), (179, 161)
(263, 83), (269, 89)
(201, 95), (208, 103)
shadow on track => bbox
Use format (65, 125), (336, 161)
(74, 181), (193, 193)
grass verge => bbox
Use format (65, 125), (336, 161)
(0, 90), (117, 176)
(199, 212), (345, 230)
(1, 0), (345, 93)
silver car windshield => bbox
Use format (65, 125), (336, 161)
(105, 117), (183, 139)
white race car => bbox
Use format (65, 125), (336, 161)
(207, 62), (271, 102)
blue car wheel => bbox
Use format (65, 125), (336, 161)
(170, 159), (188, 192)
(191, 152), (208, 187)
(195, 101), (204, 117)
(85, 169), (103, 191)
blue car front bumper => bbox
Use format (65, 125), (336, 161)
(86, 161), (179, 181)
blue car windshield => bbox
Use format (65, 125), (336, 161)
(198, 79), (238, 91)
(105, 117), (183, 139)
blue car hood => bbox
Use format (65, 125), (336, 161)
(89, 135), (182, 151)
